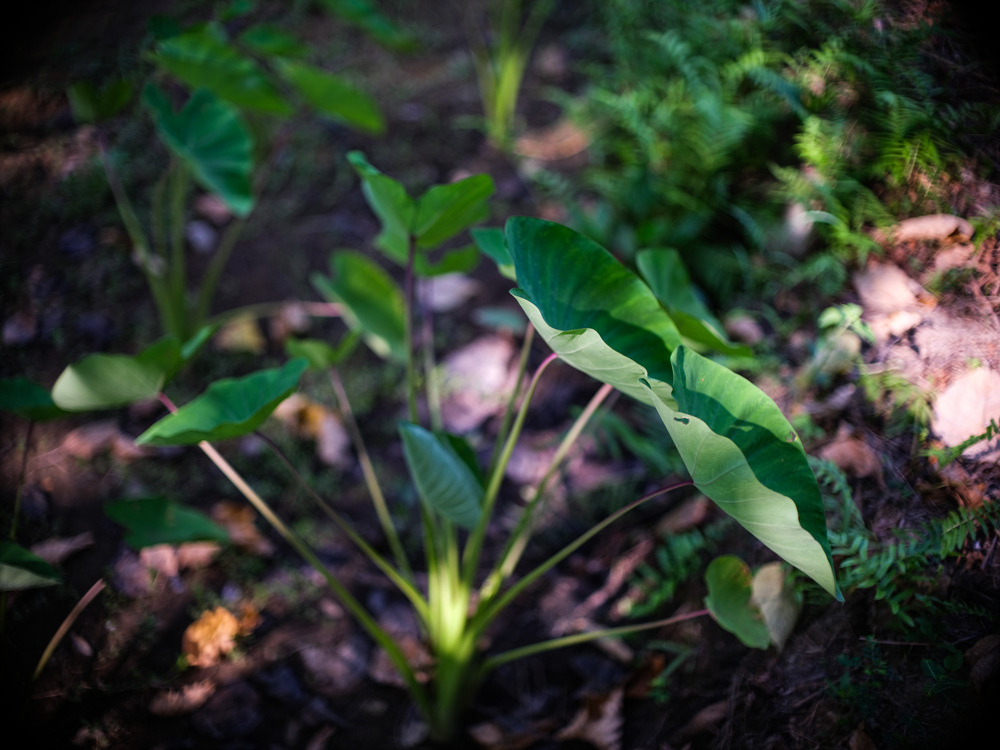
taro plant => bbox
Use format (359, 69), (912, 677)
(42, 157), (840, 742)
(65, 0), (400, 343)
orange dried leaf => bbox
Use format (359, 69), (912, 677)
(182, 607), (240, 667)
(212, 501), (274, 556)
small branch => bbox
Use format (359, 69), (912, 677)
(33, 579), (106, 681)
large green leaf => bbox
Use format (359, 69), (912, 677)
(51, 337), (181, 411)
(0, 541), (61, 591)
(348, 151), (415, 263)
(315, 0), (416, 51)
(636, 248), (750, 357)
(414, 174), (495, 250)
(136, 358), (308, 446)
(399, 423), (482, 529)
(312, 252), (407, 362)
(704, 556), (770, 649)
(505, 217), (839, 598)
(105, 497), (229, 548)
(275, 59), (384, 134)
(0, 377), (67, 421)
(143, 83), (256, 217)
(151, 25), (292, 115)
(66, 79), (133, 124)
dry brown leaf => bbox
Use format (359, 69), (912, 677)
(212, 501), (275, 556)
(931, 367), (1000, 463)
(515, 119), (589, 161)
(175, 541), (221, 570)
(214, 315), (266, 354)
(61, 420), (149, 462)
(878, 214), (974, 244)
(848, 722), (879, 750)
(965, 634), (1000, 693)
(555, 688), (623, 750)
(817, 426), (883, 480)
(30, 532), (94, 565)
(752, 562), (802, 651)
(268, 302), (311, 344)
(140, 544), (179, 578)
(657, 495), (712, 535)
(271, 394), (350, 467)
(679, 700), (730, 738)
(182, 607), (241, 667)
(149, 680), (217, 716)
(468, 720), (555, 750)
(853, 263), (923, 315)
(419, 273), (481, 312)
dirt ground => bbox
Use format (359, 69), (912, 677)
(3, 2), (1000, 749)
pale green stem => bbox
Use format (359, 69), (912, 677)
(193, 216), (248, 330)
(156, 393), (430, 717)
(473, 480), (694, 636)
(253, 431), (426, 620)
(404, 235), (419, 424)
(481, 608), (710, 674)
(484, 382), (615, 595)
(329, 368), (414, 581)
(97, 134), (173, 335)
(461, 352), (559, 589)
(168, 161), (191, 338)
(487, 323), (535, 475)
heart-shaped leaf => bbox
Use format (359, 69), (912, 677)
(414, 174), (495, 250)
(505, 217), (839, 599)
(705, 555), (769, 649)
(312, 252), (407, 362)
(0, 541), (62, 591)
(143, 83), (255, 217)
(105, 497), (229, 548)
(348, 151), (415, 263)
(399, 423), (482, 529)
(52, 336), (181, 411)
(286, 334), (360, 371)
(275, 59), (384, 134)
(0, 377), (67, 421)
(136, 358), (308, 445)
(151, 25), (292, 115)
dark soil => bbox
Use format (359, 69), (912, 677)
(3, 2), (1000, 749)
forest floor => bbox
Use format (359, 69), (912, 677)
(2, 2), (1000, 749)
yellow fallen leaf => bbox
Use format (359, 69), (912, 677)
(212, 501), (275, 556)
(182, 607), (240, 668)
(214, 315), (266, 354)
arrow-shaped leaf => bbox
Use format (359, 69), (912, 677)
(105, 496), (229, 548)
(136, 358), (308, 445)
(705, 555), (770, 649)
(399, 422), (482, 529)
(0, 541), (62, 591)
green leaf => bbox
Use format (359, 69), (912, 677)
(143, 83), (256, 217)
(636, 248), (750, 357)
(399, 423), (482, 529)
(0, 377), (67, 421)
(471, 227), (515, 281)
(51, 337), (181, 411)
(66, 79), (133, 124)
(181, 325), (219, 364)
(274, 59), (384, 134)
(414, 174), (495, 250)
(312, 252), (407, 362)
(151, 25), (292, 115)
(315, 0), (416, 51)
(219, 0), (256, 20)
(705, 556), (770, 649)
(414, 245), (480, 277)
(347, 151), (415, 264)
(105, 497), (229, 548)
(136, 358), (308, 445)
(505, 217), (840, 599)
(0, 541), (61, 591)
(285, 333), (359, 370)
(239, 24), (308, 57)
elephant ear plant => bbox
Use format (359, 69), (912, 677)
(42, 158), (840, 743)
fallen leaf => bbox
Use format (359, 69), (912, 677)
(140, 543), (179, 578)
(268, 302), (311, 344)
(175, 541), (221, 570)
(751, 562), (802, 651)
(848, 722), (878, 750)
(555, 688), (623, 750)
(272, 394), (351, 467)
(469, 719), (555, 750)
(515, 119), (590, 161)
(182, 606), (241, 667)
(877, 214), (974, 244)
(853, 263), (923, 315)
(149, 680), (217, 716)
(212, 501), (275, 556)
(61, 421), (149, 461)
(440, 335), (518, 433)
(419, 273), (481, 312)
(817, 425), (883, 480)
(30, 532), (94, 565)
(679, 700), (730, 738)
(931, 367), (1000, 463)
(194, 193), (233, 225)
(214, 315), (266, 354)
(657, 495), (712, 535)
